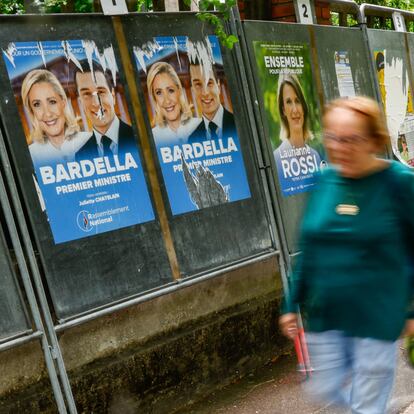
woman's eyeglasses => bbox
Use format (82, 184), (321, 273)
(324, 132), (369, 146)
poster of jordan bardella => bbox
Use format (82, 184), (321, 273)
(134, 35), (251, 216)
(2, 40), (155, 244)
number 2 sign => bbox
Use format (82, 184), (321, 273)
(100, 0), (128, 15)
(296, 0), (314, 24)
(392, 12), (406, 33)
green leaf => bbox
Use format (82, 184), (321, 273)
(194, 0), (239, 50)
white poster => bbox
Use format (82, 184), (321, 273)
(334, 51), (355, 98)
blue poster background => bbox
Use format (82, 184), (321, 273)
(135, 36), (251, 215)
(3, 40), (155, 243)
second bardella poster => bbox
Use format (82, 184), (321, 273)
(134, 36), (251, 216)
(253, 41), (326, 197)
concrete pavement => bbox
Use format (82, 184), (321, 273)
(179, 340), (414, 414)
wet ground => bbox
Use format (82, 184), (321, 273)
(178, 340), (414, 414)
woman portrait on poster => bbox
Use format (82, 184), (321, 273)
(22, 69), (89, 166)
(147, 61), (200, 146)
(399, 133), (410, 163)
(273, 74), (322, 176)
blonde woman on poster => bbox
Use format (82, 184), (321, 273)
(22, 69), (89, 166)
(273, 74), (321, 188)
(147, 62), (200, 145)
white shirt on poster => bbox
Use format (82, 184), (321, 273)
(152, 117), (201, 146)
(29, 131), (91, 166)
(93, 116), (120, 156)
(202, 104), (224, 139)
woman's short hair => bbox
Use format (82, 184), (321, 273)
(147, 62), (192, 128)
(323, 96), (389, 148)
(277, 74), (311, 141)
(21, 69), (79, 144)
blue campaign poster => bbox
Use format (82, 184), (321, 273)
(2, 40), (155, 243)
(133, 35), (251, 215)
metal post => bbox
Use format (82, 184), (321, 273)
(293, 0), (316, 24)
(190, 0), (199, 11)
(0, 128), (69, 413)
(0, 127), (77, 413)
(164, 0), (179, 11)
(112, 15), (181, 281)
(327, 0), (362, 25)
(229, 9), (289, 266)
(360, 3), (414, 27)
(229, 8), (313, 376)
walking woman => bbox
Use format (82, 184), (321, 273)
(279, 96), (414, 413)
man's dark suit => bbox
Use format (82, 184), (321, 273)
(188, 107), (236, 143)
(76, 119), (136, 160)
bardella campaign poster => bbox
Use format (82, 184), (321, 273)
(133, 36), (251, 215)
(253, 42), (325, 196)
(374, 50), (414, 167)
(2, 40), (154, 243)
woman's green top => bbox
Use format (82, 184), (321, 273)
(285, 161), (414, 341)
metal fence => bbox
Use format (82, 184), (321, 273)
(0, 1), (412, 411)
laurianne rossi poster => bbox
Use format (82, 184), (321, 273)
(253, 41), (326, 197)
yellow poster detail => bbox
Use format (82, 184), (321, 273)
(374, 51), (386, 111)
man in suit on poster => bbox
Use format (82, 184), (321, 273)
(74, 60), (136, 160)
(188, 59), (236, 143)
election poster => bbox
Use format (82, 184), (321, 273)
(253, 42), (325, 197)
(2, 40), (155, 243)
(374, 50), (414, 167)
(334, 51), (355, 98)
(133, 35), (251, 216)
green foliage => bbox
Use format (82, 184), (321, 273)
(34, 0), (67, 12)
(183, 0), (238, 49)
(354, 0), (414, 29)
(4, 0), (412, 33)
(74, 0), (92, 12)
(354, 0), (413, 8)
(0, 0), (24, 13)
(136, 0), (151, 11)
(332, 0), (414, 29)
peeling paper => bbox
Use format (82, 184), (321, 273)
(173, 37), (182, 72)
(33, 174), (46, 212)
(186, 38), (215, 87)
(81, 40), (119, 119)
(181, 154), (228, 209)
(82, 40), (96, 81)
(82, 40), (104, 119)
(383, 53), (408, 151)
(61, 41), (83, 72)
(2, 43), (17, 68)
(82, 40), (118, 86)
(104, 46), (118, 87)
(133, 40), (161, 73)
(37, 42), (47, 68)
(95, 48), (107, 75)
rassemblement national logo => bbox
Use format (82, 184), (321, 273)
(77, 210), (93, 232)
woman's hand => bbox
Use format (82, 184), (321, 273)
(279, 313), (299, 340)
(402, 319), (414, 337)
